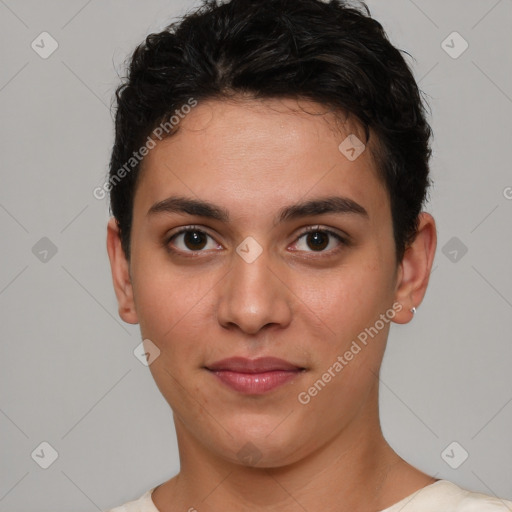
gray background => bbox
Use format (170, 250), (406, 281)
(0, 0), (511, 510)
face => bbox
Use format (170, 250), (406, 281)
(109, 97), (426, 468)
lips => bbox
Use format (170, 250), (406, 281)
(207, 357), (303, 373)
(206, 357), (305, 394)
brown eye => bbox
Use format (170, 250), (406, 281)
(167, 227), (220, 253)
(182, 230), (208, 250)
(305, 231), (329, 251)
(293, 227), (347, 254)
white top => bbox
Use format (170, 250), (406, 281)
(105, 479), (512, 511)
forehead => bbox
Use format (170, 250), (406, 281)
(134, 97), (389, 223)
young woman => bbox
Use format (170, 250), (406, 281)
(104, 1), (512, 510)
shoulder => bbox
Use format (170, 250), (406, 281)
(104, 487), (159, 512)
(438, 480), (512, 511)
(384, 480), (512, 512)
(455, 484), (512, 511)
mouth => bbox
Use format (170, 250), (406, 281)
(205, 357), (306, 395)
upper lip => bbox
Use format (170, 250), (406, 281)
(206, 357), (304, 373)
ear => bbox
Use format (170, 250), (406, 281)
(106, 217), (139, 324)
(392, 212), (437, 324)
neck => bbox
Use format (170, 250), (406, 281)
(152, 389), (433, 512)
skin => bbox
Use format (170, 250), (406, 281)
(107, 97), (437, 512)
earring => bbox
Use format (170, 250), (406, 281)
(410, 306), (417, 314)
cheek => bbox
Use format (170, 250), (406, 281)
(300, 261), (390, 335)
(133, 268), (213, 406)
(131, 248), (211, 339)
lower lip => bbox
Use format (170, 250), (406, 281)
(209, 370), (302, 394)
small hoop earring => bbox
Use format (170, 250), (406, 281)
(410, 307), (417, 314)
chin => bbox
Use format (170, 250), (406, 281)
(209, 417), (316, 469)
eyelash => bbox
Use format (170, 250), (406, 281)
(164, 225), (349, 257)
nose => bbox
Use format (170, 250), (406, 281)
(216, 244), (293, 335)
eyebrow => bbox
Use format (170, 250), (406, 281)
(147, 195), (369, 223)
